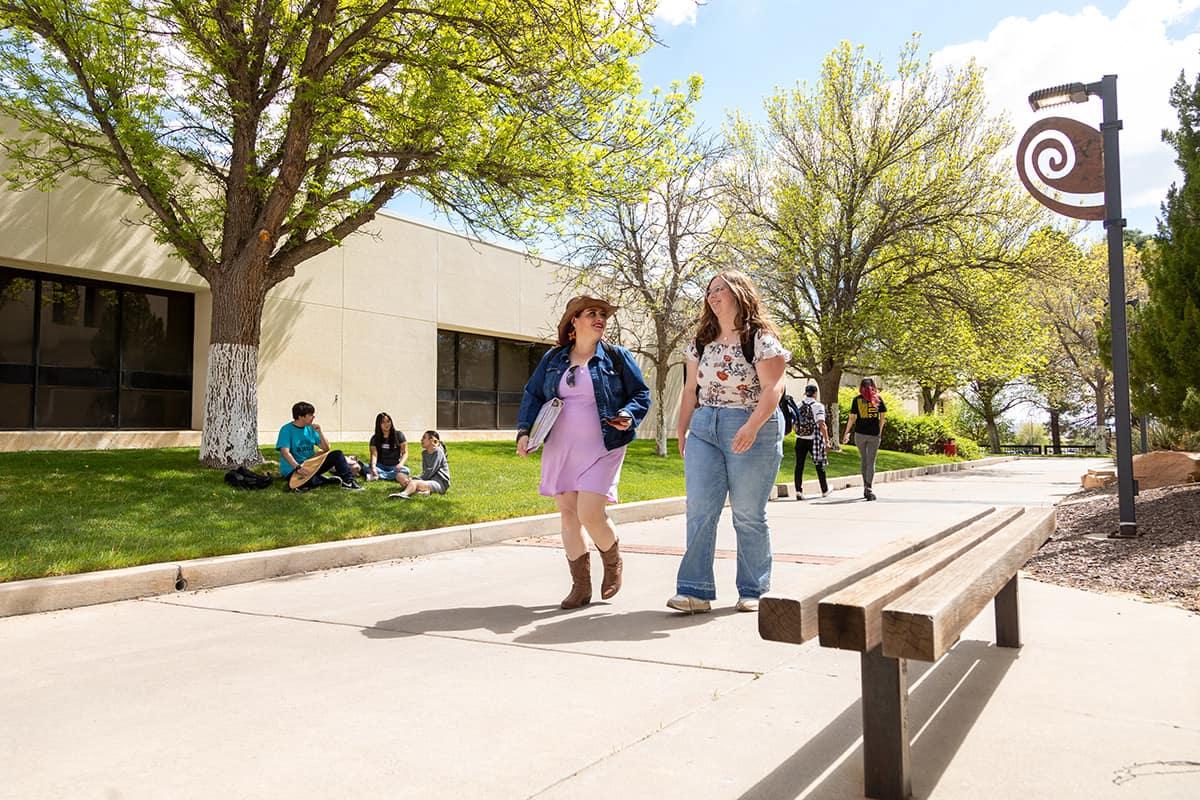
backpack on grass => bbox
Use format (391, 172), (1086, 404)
(224, 466), (273, 490)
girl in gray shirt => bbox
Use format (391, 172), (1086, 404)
(390, 430), (450, 499)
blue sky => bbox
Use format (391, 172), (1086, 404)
(390, 0), (1200, 237)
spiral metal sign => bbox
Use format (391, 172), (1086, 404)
(1015, 116), (1106, 220)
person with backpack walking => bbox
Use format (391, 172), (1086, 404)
(793, 383), (831, 500)
(843, 377), (887, 501)
(668, 270), (789, 614)
(516, 296), (651, 610)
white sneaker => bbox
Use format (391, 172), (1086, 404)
(735, 597), (760, 612)
(795, 493), (805, 501)
(666, 594), (711, 614)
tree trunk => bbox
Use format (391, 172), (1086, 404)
(654, 357), (670, 457)
(817, 367), (843, 450)
(920, 385), (941, 414)
(199, 272), (269, 468)
(985, 410), (1001, 453)
(1049, 408), (1062, 455)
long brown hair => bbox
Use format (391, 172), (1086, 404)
(694, 270), (780, 354)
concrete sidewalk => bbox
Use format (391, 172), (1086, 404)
(2, 458), (1197, 799)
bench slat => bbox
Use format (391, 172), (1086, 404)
(758, 508), (996, 645)
(881, 507), (1056, 662)
(817, 507), (1025, 652)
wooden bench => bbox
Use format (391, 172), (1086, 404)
(758, 505), (1056, 800)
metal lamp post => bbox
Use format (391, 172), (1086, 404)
(1023, 75), (1138, 537)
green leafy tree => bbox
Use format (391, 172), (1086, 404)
(1130, 71), (1200, 429)
(721, 38), (1043, 441)
(0, 0), (695, 466)
(1028, 229), (1147, 450)
(873, 265), (1045, 415)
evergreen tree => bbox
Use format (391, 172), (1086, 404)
(1130, 72), (1200, 429)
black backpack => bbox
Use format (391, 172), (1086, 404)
(779, 393), (800, 436)
(224, 465), (274, 490)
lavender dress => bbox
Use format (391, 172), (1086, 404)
(539, 365), (626, 502)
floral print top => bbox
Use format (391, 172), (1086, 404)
(684, 330), (791, 409)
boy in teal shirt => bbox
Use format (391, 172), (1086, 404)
(277, 401), (362, 491)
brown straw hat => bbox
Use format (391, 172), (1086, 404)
(287, 451), (331, 489)
(556, 296), (619, 345)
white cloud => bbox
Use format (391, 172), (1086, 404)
(652, 0), (700, 26)
(932, 0), (1200, 231)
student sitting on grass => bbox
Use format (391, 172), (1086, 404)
(277, 401), (363, 491)
(366, 412), (410, 482)
(390, 431), (450, 500)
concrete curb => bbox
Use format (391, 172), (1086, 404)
(0, 456), (1014, 618)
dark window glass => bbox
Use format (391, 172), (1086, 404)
(456, 334), (495, 390)
(498, 402), (520, 428)
(120, 290), (193, 427)
(0, 273), (35, 429)
(0, 384), (32, 429)
(498, 341), (531, 392)
(437, 329), (547, 430)
(458, 401), (496, 429)
(437, 331), (456, 391)
(436, 401), (457, 429)
(0, 267), (194, 430)
(37, 281), (119, 428)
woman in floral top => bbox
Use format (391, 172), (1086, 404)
(668, 270), (790, 614)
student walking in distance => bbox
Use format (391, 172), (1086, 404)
(794, 383), (831, 500)
(669, 271), (789, 614)
(516, 296), (651, 609)
(843, 377), (887, 501)
(389, 431), (450, 499)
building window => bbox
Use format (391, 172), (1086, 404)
(0, 266), (194, 430)
(436, 330), (549, 429)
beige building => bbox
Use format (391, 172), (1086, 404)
(0, 162), (594, 451)
(0, 150), (918, 454)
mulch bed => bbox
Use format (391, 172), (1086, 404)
(1026, 483), (1200, 612)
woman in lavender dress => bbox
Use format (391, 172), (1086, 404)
(516, 296), (651, 609)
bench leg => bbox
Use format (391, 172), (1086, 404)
(994, 574), (1020, 649)
(861, 645), (911, 800)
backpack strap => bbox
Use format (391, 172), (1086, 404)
(695, 327), (760, 365)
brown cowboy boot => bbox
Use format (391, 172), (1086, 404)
(561, 552), (592, 609)
(598, 539), (623, 600)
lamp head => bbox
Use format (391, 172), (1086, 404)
(1028, 82), (1090, 112)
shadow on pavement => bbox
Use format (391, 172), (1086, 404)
(513, 607), (739, 644)
(738, 640), (1016, 800)
(362, 604), (738, 641)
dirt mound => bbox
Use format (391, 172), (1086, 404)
(1132, 450), (1200, 490)
(1027, 483), (1200, 612)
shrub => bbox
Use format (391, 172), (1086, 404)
(881, 413), (960, 455)
(953, 437), (983, 460)
(1148, 419), (1200, 451)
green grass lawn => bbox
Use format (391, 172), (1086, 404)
(0, 439), (955, 582)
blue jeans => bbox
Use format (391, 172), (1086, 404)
(373, 464), (411, 481)
(676, 406), (784, 600)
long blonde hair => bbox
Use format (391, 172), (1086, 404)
(694, 270), (779, 354)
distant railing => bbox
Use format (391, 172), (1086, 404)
(996, 443), (1097, 455)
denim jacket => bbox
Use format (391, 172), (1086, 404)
(517, 343), (651, 451)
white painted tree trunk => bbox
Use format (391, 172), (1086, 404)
(199, 343), (263, 467)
